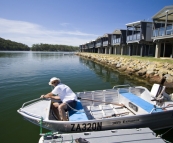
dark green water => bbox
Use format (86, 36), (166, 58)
(0, 51), (172, 143)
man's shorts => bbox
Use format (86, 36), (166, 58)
(51, 99), (62, 104)
(51, 99), (76, 111)
(66, 100), (77, 111)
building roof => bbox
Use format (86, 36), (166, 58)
(102, 33), (112, 38)
(96, 36), (102, 40)
(103, 34), (108, 37)
(126, 21), (152, 27)
(90, 40), (95, 42)
(152, 5), (173, 22)
(112, 29), (122, 34)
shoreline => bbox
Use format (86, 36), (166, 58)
(76, 52), (173, 90)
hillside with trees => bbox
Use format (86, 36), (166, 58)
(0, 37), (79, 51)
(0, 37), (30, 51)
(31, 44), (79, 51)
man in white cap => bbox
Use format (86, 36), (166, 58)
(40, 77), (77, 121)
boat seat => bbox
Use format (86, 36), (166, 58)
(120, 92), (163, 113)
(68, 100), (88, 121)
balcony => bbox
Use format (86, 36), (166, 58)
(127, 33), (140, 41)
(89, 44), (94, 48)
(116, 38), (121, 43)
(96, 43), (102, 48)
(112, 38), (121, 45)
(103, 41), (108, 46)
(153, 25), (173, 37)
(127, 35), (132, 41)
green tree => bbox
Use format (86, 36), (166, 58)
(0, 37), (30, 51)
(31, 43), (79, 51)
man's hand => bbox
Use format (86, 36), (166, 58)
(40, 92), (53, 99)
(40, 95), (45, 98)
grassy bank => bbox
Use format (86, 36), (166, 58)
(85, 53), (173, 64)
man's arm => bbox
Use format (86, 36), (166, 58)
(40, 92), (60, 100)
(40, 92), (53, 98)
(51, 95), (60, 100)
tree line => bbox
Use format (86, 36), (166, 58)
(31, 44), (79, 51)
(0, 37), (30, 51)
(0, 37), (79, 51)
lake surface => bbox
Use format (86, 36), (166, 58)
(0, 51), (172, 143)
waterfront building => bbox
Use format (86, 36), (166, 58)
(87, 40), (96, 53)
(79, 44), (85, 52)
(126, 21), (154, 57)
(79, 45), (82, 52)
(86, 42), (90, 52)
(95, 36), (104, 54)
(79, 5), (173, 59)
(111, 29), (128, 55)
(152, 5), (173, 58)
(102, 34), (112, 54)
(81, 42), (89, 52)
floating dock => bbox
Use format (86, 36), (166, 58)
(38, 128), (165, 143)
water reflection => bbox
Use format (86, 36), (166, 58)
(0, 51), (28, 58)
(79, 57), (152, 90)
(31, 51), (75, 60)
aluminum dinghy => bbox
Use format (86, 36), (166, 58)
(17, 84), (173, 133)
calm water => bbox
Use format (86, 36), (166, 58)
(0, 51), (172, 143)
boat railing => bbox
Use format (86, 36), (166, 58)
(19, 98), (45, 120)
(77, 89), (120, 107)
(21, 98), (42, 108)
(129, 87), (145, 96)
(150, 104), (173, 113)
(113, 84), (131, 89)
(150, 106), (163, 113)
(20, 109), (43, 120)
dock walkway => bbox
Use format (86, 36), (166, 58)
(39, 128), (165, 143)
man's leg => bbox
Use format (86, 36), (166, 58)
(59, 103), (68, 121)
(52, 102), (61, 120)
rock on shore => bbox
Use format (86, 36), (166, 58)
(76, 53), (173, 88)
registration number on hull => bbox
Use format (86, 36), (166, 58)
(71, 122), (102, 131)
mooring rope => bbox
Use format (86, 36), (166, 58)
(39, 117), (55, 138)
(39, 114), (73, 142)
(158, 127), (173, 137)
(157, 126), (173, 143)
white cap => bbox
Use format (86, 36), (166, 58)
(48, 77), (61, 85)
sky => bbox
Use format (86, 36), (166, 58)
(0, 0), (173, 47)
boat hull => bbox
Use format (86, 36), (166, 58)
(22, 110), (173, 133)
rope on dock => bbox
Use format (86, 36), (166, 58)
(39, 117), (74, 142)
(157, 126), (173, 143)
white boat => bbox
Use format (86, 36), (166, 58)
(17, 83), (173, 133)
